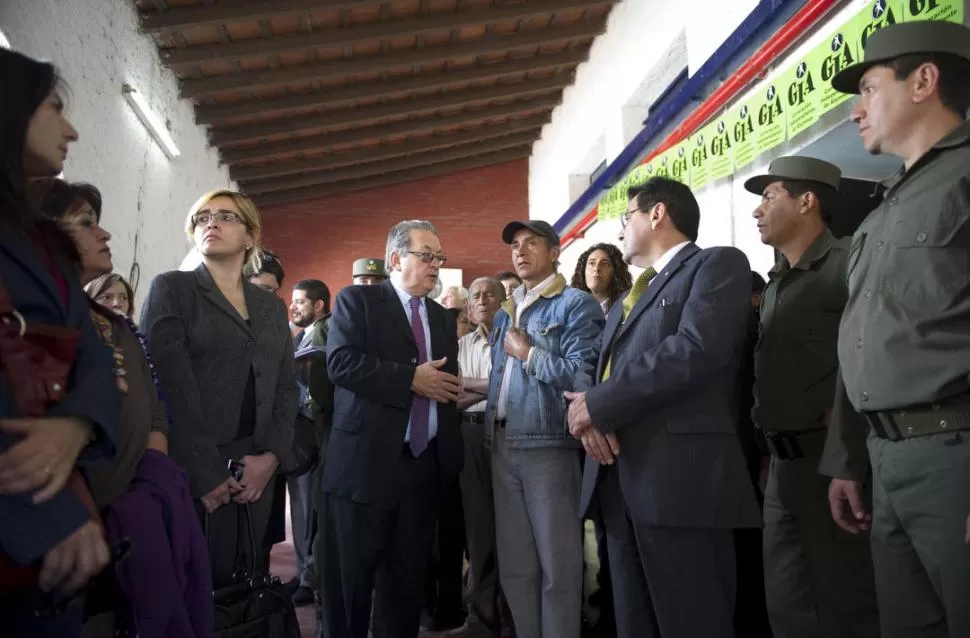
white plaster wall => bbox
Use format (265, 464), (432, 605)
(0, 0), (232, 308)
(539, 0), (885, 281)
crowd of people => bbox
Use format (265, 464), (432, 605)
(2, 17), (970, 638)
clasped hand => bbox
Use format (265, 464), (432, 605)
(412, 357), (461, 403)
(503, 327), (531, 361)
(564, 391), (620, 464)
(0, 417), (92, 503)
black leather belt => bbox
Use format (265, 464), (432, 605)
(762, 428), (827, 460)
(495, 419), (507, 428)
(864, 406), (970, 441)
(461, 412), (485, 425)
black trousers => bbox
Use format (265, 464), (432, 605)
(423, 477), (466, 628)
(319, 442), (440, 638)
(599, 466), (737, 638)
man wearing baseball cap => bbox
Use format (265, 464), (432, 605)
(820, 20), (970, 637)
(351, 257), (387, 286)
(482, 219), (603, 638)
(746, 156), (879, 637)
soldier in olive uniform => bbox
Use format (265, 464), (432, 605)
(351, 257), (387, 286)
(819, 20), (970, 638)
(746, 156), (879, 638)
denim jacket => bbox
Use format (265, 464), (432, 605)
(484, 274), (604, 448)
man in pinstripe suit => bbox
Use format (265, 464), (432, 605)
(566, 177), (761, 638)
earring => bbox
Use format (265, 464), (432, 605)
(246, 245), (252, 250)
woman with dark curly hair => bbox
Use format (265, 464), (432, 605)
(569, 242), (632, 314)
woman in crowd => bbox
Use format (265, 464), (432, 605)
(85, 273), (135, 318)
(140, 189), (297, 588)
(0, 48), (119, 637)
(32, 177), (212, 637)
(570, 242), (632, 314)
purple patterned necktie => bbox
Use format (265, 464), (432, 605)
(409, 296), (430, 457)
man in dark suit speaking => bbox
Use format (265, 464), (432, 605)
(319, 220), (462, 638)
(566, 177), (761, 638)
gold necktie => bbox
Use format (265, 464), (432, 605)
(602, 267), (656, 381)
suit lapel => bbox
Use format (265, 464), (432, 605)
(427, 301), (448, 361)
(194, 264), (253, 336)
(0, 226), (68, 313)
(381, 279), (416, 348)
(246, 283), (275, 339)
(616, 243), (700, 341)
(597, 302), (623, 378)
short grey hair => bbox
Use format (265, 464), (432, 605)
(385, 220), (438, 274)
(469, 276), (506, 301)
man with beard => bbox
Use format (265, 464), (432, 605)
(288, 278), (333, 606)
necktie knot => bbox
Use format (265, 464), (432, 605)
(409, 296), (421, 312)
(622, 266), (657, 319)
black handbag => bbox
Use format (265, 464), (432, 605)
(282, 413), (318, 477)
(208, 506), (300, 638)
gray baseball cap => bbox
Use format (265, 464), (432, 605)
(501, 220), (561, 247)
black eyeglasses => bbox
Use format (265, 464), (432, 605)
(408, 251), (448, 265)
(620, 208), (640, 229)
(192, 211), (244, 227)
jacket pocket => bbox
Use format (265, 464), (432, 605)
(332, 414), (362, 434)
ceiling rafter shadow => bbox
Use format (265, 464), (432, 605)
(133, 0), (618, 204)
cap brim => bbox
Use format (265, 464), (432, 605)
(501, 221), (529, 244)
(743, 174), (780, 195)
(831, 58), (889, 94)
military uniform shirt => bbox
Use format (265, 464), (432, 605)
(838, 120), (970, 412)
(754, 229), (848, 432)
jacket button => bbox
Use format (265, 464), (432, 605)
(916, 232), (927, 244)
(411, 358), (417, 364)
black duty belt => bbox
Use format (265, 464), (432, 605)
(460, 412), (485, 425)
(863, 405), (970, 441)
(762, 428), (828, 460)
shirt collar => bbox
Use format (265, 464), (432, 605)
(882, 119), (970, 189)
(651, 241), (691, 276)
(769, 228), (838, 276)
(514, 272), (558, 304)
(389, 271), (426, 308)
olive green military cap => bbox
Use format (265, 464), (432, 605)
(743, 155), (842, 195)
(352, 257), (386, 278)
(832, 20), (970, 94)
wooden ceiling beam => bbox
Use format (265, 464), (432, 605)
(231, 117), (546, 181)
(251, 147), (529, 208)
(221, 96), (558, 164)
(196, 47), (587, 125)
(211, 75), (568, 147)
(242, 131), (535, 195)
(140, 0), (379, 34)
(181, 21), (603, 99)
(162, 0), (613, 70)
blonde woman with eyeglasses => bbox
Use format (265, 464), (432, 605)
(140, 189), (298, 588)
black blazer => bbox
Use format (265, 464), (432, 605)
(581, 244), (761, 530)
(323, 279), (461, 505)
(0, 224), (120, 564)
(140, 265), (297, 498)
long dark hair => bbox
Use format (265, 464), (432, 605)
(570, 243), (633, 307)
(0, 48), (57, 224)
(0, 49), (79, 260)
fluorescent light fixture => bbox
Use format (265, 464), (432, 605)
(122, 84), (180, 160)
